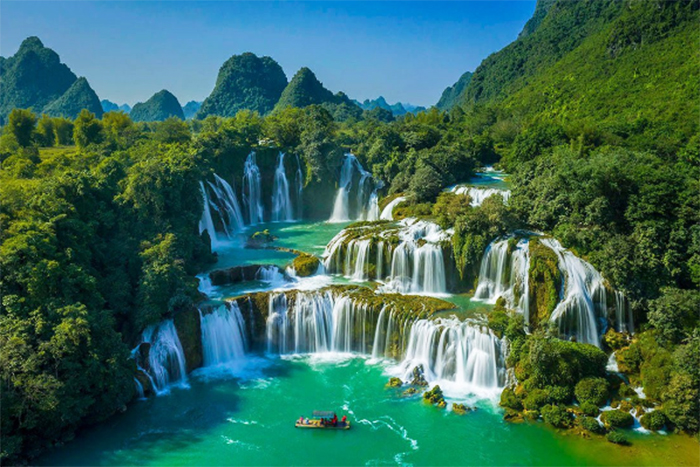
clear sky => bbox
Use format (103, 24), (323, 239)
(1, 1), (536, 107)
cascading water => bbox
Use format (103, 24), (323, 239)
(451, 186), (511, 206)
(539, 238), (607, 346)
(329, 154), (376, 222)
(294, 155), (304, 219)
(199, 181), (220, 248)
(271, 152), (294, 222)
(323, 219), (449, 294)
(363, 190), (380, 221)
(397, 318), (506, 393)
(138, 320), (188, 394)
(380, 196), (406, 220)
(242, 152), (264, 225)
(473, 238), (530, 320)
(200, 303), (247, 367)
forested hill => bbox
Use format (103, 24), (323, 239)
(0, 36), (103, 123)
(440, 0), (699, 153)
(196, 53), (288, 118)
(130, 89), (185, 122)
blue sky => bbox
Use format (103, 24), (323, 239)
(1, 1), (536, 107)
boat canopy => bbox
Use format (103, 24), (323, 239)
(312, 411), (336, 418)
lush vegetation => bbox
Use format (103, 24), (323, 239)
(42, 77), (102, 120)
(435, 71), (472, 111)
(130, 89), (185, 122)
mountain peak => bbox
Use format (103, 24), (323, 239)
(19, 36), (44, 52)
(196, 52), (287, 118)
(43, 76), (103, 119)
(130, 89), (184, 122)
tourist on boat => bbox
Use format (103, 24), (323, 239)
(332, 414), (338, 426)
(341, 415), (347, 424)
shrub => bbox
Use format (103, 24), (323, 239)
(500, 388), (523, 410)
(579, 416), (605, 434)
(575, 377), (610, 406)
(601, 410), (634, 428)
(606, 430), (629, 445)
(546, 385), (573, 404)
(540, 404), (573, 428)
(580, 401), (600, 417)
(639, 410), (666, 431)
(523, 389), (549, 410)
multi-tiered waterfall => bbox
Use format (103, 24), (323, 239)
(271, 153), (294, 222)
(472, 235), (634, 346)
(329, 154), (378, 222)
(451, 186), (511, 206)
(324, 219), (449, 294)
(243, 152), (264, 225)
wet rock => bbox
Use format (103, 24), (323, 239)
(385, 377), (403, 389)
(423, 385), (446, 408)
(410, 364), (429, 387)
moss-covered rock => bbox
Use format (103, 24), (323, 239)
(580, 401), (600, 417)
(386, 377), (403, 389)
(410, 365), (429, 387)
(292, 254), (320, 277)
(246, 229), (277, 248)
(603, 329), (629, 351)
(601, 409), (634, 429)
(423, 385), (446, 407)
(528, 238), (562, 331)
(402, 387), (419, 397)
(173, 304), (203, 373)
(452, 403), (474, 415)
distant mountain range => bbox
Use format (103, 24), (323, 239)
(1, 38), (437, 123)
(101, 100), (131, 114)
(354, 96), (426, 116)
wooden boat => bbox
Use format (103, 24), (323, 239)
(295, 411), (351, 430)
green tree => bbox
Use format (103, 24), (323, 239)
(6, 108), (37, 147)
(73, 109), (104, 148)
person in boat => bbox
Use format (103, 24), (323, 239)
(332, 414), (338, 426)
(341, 415), (347, 425)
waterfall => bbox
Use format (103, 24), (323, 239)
(323, 219), (449, 294)
(473, 238), (530, 320)
(242, 152), (264, 225)
(265, 291), (378, 355)
(451, 186), (511, 207)
(329, 153), (376, 222)
(380, 196), (406, 220)
(271, 152), (294, 222)
(134, 378), (145, 399)
(139, 320), (187, 394)
(256, 265), (286, 286)
(363, 190), (380, 221)
(199, 182), (220, 248)
(200, 303), (247, 367)
(295, 155), (304, 219)
(615, 291), (634, 333)
(398, 318), (506, 391)
(540, 238), (606, 346)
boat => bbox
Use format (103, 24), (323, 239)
(295, 411), (350, 430)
